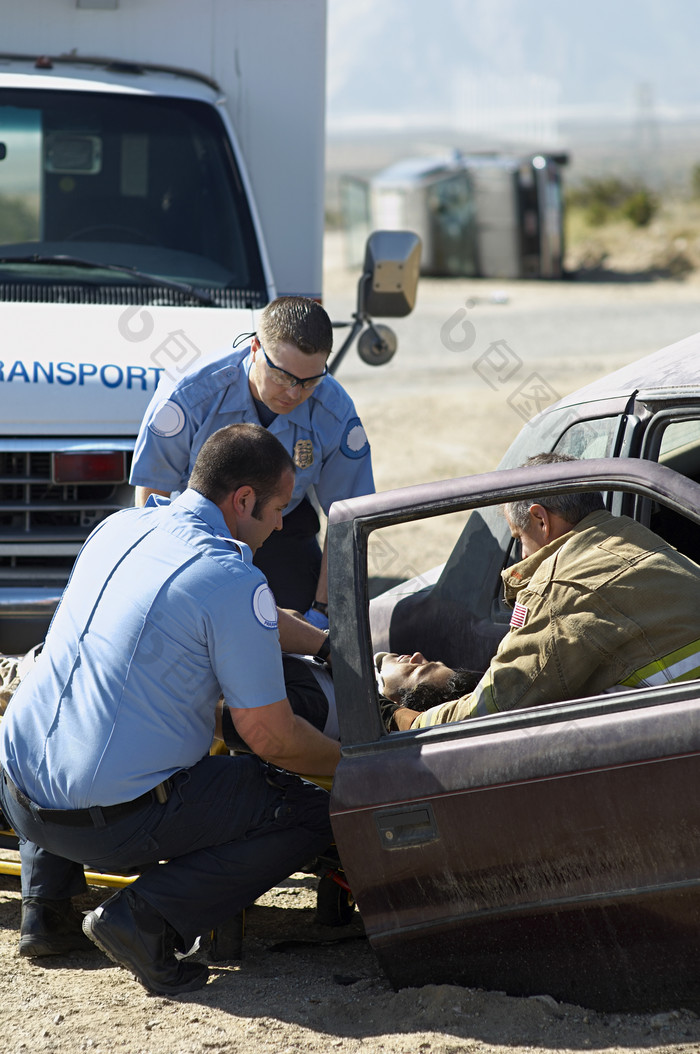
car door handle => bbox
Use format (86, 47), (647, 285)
(375, 803), (439, 848)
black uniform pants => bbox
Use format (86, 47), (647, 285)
(253, 498), (322, 611)
(0, 755), (332, 948)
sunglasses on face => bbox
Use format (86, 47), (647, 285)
(259, 344), (328, 391)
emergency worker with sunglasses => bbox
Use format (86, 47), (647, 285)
(130, 297), (374, 624)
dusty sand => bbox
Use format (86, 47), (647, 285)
(2, 867), (700, 1054)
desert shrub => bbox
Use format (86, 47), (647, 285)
(566, 178), (658, 228)
(622, 188), (658, 227)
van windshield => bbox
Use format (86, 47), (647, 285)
(0, 89), (267, 305)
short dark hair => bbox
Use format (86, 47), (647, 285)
(258, 296), (333, 357)
(504, 452), (605, 530)
(395, 669), (483, 712)
(188, 423), (294, 509)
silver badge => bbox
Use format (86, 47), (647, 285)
(294, 439), (314, 469)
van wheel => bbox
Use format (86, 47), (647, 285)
(316, 874), (355, 926)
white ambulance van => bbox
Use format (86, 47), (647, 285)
(0, 0), (420, 651)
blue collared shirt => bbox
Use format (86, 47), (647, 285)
(129, 345), (374, 514)
(0, 491), (285, 809)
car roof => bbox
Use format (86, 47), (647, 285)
(551, 329), (700, 411)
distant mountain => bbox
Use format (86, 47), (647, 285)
(327, 0), (700, 132)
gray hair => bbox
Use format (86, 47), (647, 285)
(504, 452), (605, 530)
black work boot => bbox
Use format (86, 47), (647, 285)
(82, 888), (208, 995)
(19, 897), (93, 958)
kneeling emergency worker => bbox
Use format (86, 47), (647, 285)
(0, 423), (339, 996)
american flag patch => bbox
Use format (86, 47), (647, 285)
(510, 602), (529, 628)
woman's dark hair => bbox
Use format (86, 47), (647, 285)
(395, 668), (483, 712)
(188, 422), (294, 511)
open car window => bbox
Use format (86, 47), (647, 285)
(379, 493), (700, 740)
(338, 459), (700, 749)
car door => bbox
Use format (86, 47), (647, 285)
(329, 458), (700, 1012)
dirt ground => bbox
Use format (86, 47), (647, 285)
(3, 244), (700, 1053)
(3, 867), (700, 1054)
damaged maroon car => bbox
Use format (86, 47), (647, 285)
(327, 333), (700, 1012)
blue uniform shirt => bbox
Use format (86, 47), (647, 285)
(0, 491), (286, 810)
(129, 346), (374, 515)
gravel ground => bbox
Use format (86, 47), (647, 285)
(3, 239), (700, 1053)
(3, 867), (700, 1054)
(1, 864), (700, 1054)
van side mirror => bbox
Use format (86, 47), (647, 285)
(357, 230), (421, 318)
(327, 230), (422, 376)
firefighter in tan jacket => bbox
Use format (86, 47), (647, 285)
(394, 454), (700, 731)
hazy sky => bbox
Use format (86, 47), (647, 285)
(326, 0), (700, 132)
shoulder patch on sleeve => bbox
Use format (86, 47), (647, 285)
(340, 417), (369, 459)
(148, 399), (186, 438)
(252, 582), (278, 629)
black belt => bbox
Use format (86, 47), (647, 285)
(1, 767), (172, 828)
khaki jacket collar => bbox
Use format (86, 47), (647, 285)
(501, 509), (611, 605)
